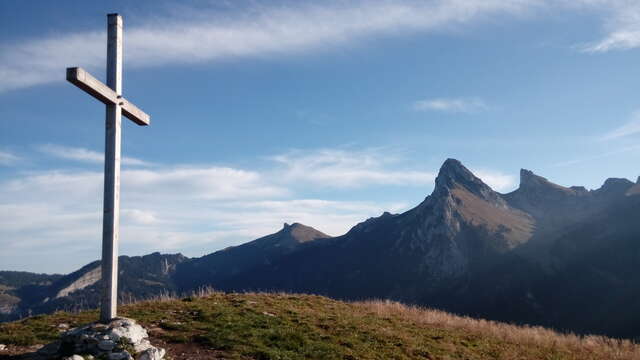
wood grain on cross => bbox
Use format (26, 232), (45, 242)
(66, 13), (150, 323)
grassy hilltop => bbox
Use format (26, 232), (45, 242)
(1, 292), (638, 360)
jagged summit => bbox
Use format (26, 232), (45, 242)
(602, 178), (634, 187)
(432, 158), (503, 205)
(277, 222), (331, 244)
(509, 169), (582, 203)
(519, 169), (570, 192)
(435, 159), (487, 191)
(597, 178), (635, 196)
(435, 159), (476, 187)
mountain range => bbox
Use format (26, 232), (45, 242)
(2, 159), (639, 340)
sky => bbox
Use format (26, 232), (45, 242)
(1, 0), (640, 274)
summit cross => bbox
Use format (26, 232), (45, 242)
(66, 13), (150, 323)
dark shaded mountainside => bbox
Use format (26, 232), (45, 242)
(174, 222), (331, 290)
(0, 253), (187, 322)
(3, 159), (640, 340)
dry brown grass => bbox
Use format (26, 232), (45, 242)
(358, 299), (640, 360)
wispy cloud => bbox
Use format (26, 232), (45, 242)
(38, 144), (152, 166)
(579, 1), (640, 52)
(556, 110), (640, 167)
(0, 150), (21, 165)
(472, 169), (517, 192)
(3, 1), (639, 93)
(0, 1), (543, 93)
(0, 146), (429, 272)
(271, 148), (435, 188)
(0, 144), (522, 272)
(413, 97), (488, 114)
(554, 144), (640, 167)
(600, 111), (640, 141)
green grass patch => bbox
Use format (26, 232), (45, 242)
(0, 293), (637, 360)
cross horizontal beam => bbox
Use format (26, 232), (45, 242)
(66, 67), (150, 126)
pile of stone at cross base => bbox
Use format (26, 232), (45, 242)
(36, 317), (165, 360)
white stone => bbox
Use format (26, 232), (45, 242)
(138, 347), (166, 360)
(64, 355), (84, 360)
(133, 338), (153, 353)
(107, 319), (148, 344)
(0, 344), (6, 351)
(39, 316), (163, 359)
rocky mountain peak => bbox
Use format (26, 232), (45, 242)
(517, 169), (574, 195)
(436, 159), (481, 190)
(433, 159), (498, 201)
(436, 159), (474, 183)
(520, 169), (550, 189)
(278, 222), (330, 244)
(599, 178), (635, 193)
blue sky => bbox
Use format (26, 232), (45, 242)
(1, 0), (640, 273)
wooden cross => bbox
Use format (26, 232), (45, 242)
(66, 13), (150, 323)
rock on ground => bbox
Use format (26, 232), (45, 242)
(36, 317), (165, 360)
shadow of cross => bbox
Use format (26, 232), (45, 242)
(65, 13), (150, 324)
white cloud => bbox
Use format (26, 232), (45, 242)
(3, 1), (640, 93)
(123, 167), (287, 200)
(1, 145), (523, 273)
(600, 111), (640, 141)
(0, 148), (427, 273)
(0, 0), (542, 93)
(38, 144), (151, 166)
(472, 168), (517, 192)
(0, 151), (21, 165)
(271, 149), (435, 188)
(413, 97), (488, 113)
(121, 209), (158, 225)
(579, 1), (640, 52)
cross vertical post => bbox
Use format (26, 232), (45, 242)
(101, 13), (123, 323)
(65, 13), (150, 323)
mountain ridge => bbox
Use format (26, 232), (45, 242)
(2, 159), (639, 339)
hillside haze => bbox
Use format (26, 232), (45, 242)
(2, 159), (639, 339)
